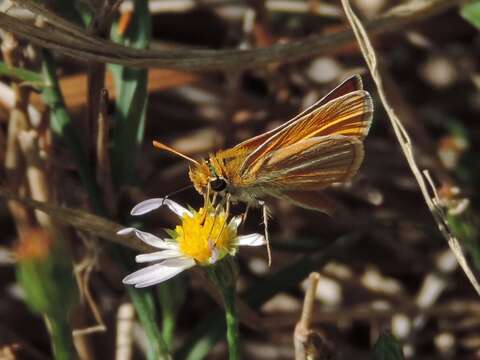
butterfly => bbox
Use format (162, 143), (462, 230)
(154, 74), (373, 263)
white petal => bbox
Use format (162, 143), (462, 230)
(130, 198), (166, 215)
(130, 198), (192, 218)
(135, 249), (182, 263)
(160, 257), (196, 268)
(134, 264), (191, 288)
(236, 233), (266, 247)
(163, 199), (193, 218)
(119, 227), (178, 250)
(117, 227), (135, 235)
(229, 216), (242, 229)
(122, 258), (195, 288)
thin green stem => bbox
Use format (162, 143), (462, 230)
(221, 285), (240, 360)
(205, 256), (241, 359)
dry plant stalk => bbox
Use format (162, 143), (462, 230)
(115, 303), (135, 360)
(340, 0), (480, 296)
(2, 31), (34, 236)
(96, 88), (115, 215)
(17, 130), (55, 231)
(294, 273), (335, 360)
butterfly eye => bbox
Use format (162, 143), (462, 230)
(210, 178), (227, 192)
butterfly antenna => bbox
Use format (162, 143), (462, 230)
(164, 184), (194, 200)
(153, 140), (200, 165)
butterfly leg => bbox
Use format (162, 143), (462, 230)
(241, 203), (250, 227)
(213, 193), (231, 246)
(201, 185), (213, 225)
(206, 195), (224, 239)
(207, 193), (231, 250)
(260, 200), (272, 266)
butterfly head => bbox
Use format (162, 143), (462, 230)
(189, 157), (228, 195)
(152, 140), (229, 195)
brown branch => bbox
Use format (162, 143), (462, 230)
(96, 88), (115, 216)
(1, 0), (463, 71)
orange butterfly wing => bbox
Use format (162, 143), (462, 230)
(252, 135), (364, 214)
(234, 75), (372, 213)
(231, 74), (364, 155)
(240, 89), (372, 176)
(254, 135), (364, 190)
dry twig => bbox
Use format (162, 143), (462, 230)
(294, 273), (335, 360)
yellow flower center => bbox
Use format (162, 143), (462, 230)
(175, 209), (237, 264)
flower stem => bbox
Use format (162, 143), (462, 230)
(206, 256), (241, 359)
(221, 285), (240, 360)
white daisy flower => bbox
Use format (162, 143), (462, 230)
(119, 198), (266, 288)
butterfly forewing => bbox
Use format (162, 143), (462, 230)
(291, 74), (363, 122)
(240, 90), (372, 176)
(231, 75), (364, 155)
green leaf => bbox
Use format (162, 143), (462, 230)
(158, 275), (188, 350)
(461, 0), (480, 29)
(109, 0), (151, 187)
(127, 281), (170, 360)
(372, 332), (405, 360)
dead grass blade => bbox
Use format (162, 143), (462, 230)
(341, 0), (480, 296)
